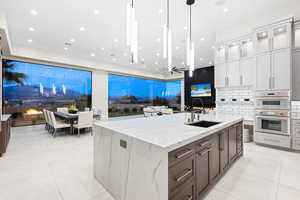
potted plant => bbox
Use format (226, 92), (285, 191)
(68, 105), (78, 114)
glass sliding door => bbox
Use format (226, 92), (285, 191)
(108, 74), (181, 117)
(2, 59), (92, 126)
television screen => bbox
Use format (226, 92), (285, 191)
(191, 83), (212, 97)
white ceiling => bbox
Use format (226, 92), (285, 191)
(1, 0), (300, 74)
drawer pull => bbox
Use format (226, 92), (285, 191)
(198, 140), (211, 147)
(186, 195), (193, 200)
(175, 169), (193, 182)
(175, 149), (193, 159)
(198, 147), (211, 156)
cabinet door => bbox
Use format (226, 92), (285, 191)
(241, 38), (254, 58)
(215, 63), (227, 88)
(272, 49), (291, 90)
(240, 58), (256, 86)
(209, 134), (220, 182)
(295, 23), (300, 49)
(196, 148), (210, 194)
(256, 53), (271, 90)
(293, 50), (300, 100)
(229, 126), (237, 162)
(255, 30), (271, 54)
(220, 129), (229, 172)
(227, 42), (240, 62)
(272, 23), (291, 50)
(227, 61), (240, 87)
(236, 123), (243, 155)
(215, 46), (226, 64)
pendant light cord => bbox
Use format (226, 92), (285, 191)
(189, 5), (192, 41)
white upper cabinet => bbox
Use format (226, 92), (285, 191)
(240, 38), (254, 58)
(215, 63), (227, 88)
(272, 49), (291, 90)
(256, 53), (271, 90)
(227, 42), (240, 62)
(227, 61), (240, 87)
(215, 46), (226, 64)
(295, 23), (300, 49)
(255, 30), (271, 54)
(272, 24), (291, 50)
(240, 58), (256, 86)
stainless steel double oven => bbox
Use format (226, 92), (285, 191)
(255, 91), (291, 136)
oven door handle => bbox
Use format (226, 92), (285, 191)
(256, 115), (288, 120)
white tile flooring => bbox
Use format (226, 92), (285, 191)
(0, 125), (300, 200)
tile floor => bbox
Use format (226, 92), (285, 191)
(0, 125), (300, 200)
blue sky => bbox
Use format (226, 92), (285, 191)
(3, 60), (92, 95)
(108, 74), (181, 98)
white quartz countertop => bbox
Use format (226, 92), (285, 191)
(94, 112), (243, 152)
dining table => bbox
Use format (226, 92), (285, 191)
(54, 112), (78, 134)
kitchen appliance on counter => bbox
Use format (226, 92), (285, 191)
(254, 90), (291, 148)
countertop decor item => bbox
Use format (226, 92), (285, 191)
(68, 105), (78, 114)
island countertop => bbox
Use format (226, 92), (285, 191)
(94, 112), (243, 152)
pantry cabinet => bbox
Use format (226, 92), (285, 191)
(227, 61), (240, 87)
(215, 63), (227, 88)
(272, 49), (291, 90)
(256, 52), (271, 90)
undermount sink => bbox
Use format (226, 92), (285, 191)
(187, 120), (221, 128)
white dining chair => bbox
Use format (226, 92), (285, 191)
(143, 107), (153, 117)
(57, 107), (68, 113)
(49, 111), (71, 137)
(73, 111), (93, 137)
(43, 109), (49, 131)
(46, 110), (53, 133)
(161, 108), (174, 115)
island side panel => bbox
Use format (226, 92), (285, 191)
(124, 139), (168, 200)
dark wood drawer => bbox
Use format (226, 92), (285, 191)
(169, 143), (195, 167)
(194, 137), (212, 152)
(169, 179), (195, 200)
(169, 155), (195, 193)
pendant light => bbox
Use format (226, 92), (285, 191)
(186, 0), (195, 77)
(126, 0), (138, 63)
(163, 0), (172, 72)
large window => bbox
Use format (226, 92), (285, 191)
(2, 59), (92, 126)
(108, 74), (181, 117)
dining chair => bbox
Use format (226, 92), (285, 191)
(73, 111), (93, 137)
(57, 107), (68, 113)
(143, 107), (153, 117)
(49, 111), (71, 137)
(161, 108), (174, 115)
(43, 109), (49, 131)
(46, 110), (53, 133)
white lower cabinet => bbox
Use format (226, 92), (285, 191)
(227, 61), (240, 87)
(292, 139), (300, 150)
(240, 58), (256, 86)
(215, 63), (227, 88)
(292, 50), (300, 100)
(254, 132), (291, 148)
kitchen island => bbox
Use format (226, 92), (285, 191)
(94, 112), (243, 200)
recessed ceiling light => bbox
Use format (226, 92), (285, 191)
(141, 58), (145, 62)
(278, 28), (283, 32)
(123, 52), (128, 56)
(184, 26), (188, 30)
(29, 27), (35, 32)
(212, 46), (215, 49)
(94, 9), (100, 15)
(30, 9), (38, 16)
(27, 39), (33, 43)
(223, 8), (229, 13)
(64, 47), (68, 51)
(156, 52), (160, 57)
(182, 62), (185, 65)
(114, 38), (119, 42)
(261, 32), (267, 37)
(209, 61), (213, 65)
(200, 58), (203, 61)
(159, 9), (163, 14)
(70, 38), (76, 43)
(91, 53), (95, 57)
(157, 38), (161, 42)
(155, 62), (158, 65)
(200, 37), (205, 41)
(101, 47), (105, 51)
(80, 26), (85, 31)
(175, 46), (180, 50)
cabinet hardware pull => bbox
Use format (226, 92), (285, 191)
(199, 140), (211, 147)
(175, 169), (193, 182)
(198, 147), (211, 156)
(175, 149), (193, 159)
(186, 195), (193, 200)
